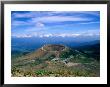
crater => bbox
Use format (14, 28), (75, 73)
(42, 44), (66, 51)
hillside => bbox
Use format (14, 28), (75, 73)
(12, 44), (100, 77)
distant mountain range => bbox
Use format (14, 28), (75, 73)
(11, 37), (100, 52)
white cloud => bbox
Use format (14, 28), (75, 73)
(12, 32), (99, 38)
(76, 11), (100, 17)
(12, 11), (99, 19)
(12, 21), (30, 26)
(79, 21), (99, 24)
(12, 11), (99, 28)
(12, 12), (38, 18)
(80, 30), (100, 37)
(46, 11), (99, 16)
(32, 16), (91, 23)
(36, 22), (45, 28)
(57, 33), (80, 37)
(12, 15), (92, 28)
(12, 34), (32, 38)
(44, 34), (53, 37)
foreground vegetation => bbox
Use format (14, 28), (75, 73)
(11, 44), (100, 77)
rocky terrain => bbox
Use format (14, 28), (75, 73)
(11, 44), (100, 77)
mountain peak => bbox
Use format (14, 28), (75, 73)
(42, 44), (66, 51)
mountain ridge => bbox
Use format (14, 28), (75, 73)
(12, 44), (100, 77)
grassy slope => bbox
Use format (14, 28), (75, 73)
(11, 45), (100, 77)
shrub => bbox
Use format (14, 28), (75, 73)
(35, 70), (49, 76)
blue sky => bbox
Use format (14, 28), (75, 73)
(11, 11), (100, 38)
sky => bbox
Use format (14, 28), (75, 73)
(11, 11), (100, 38)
